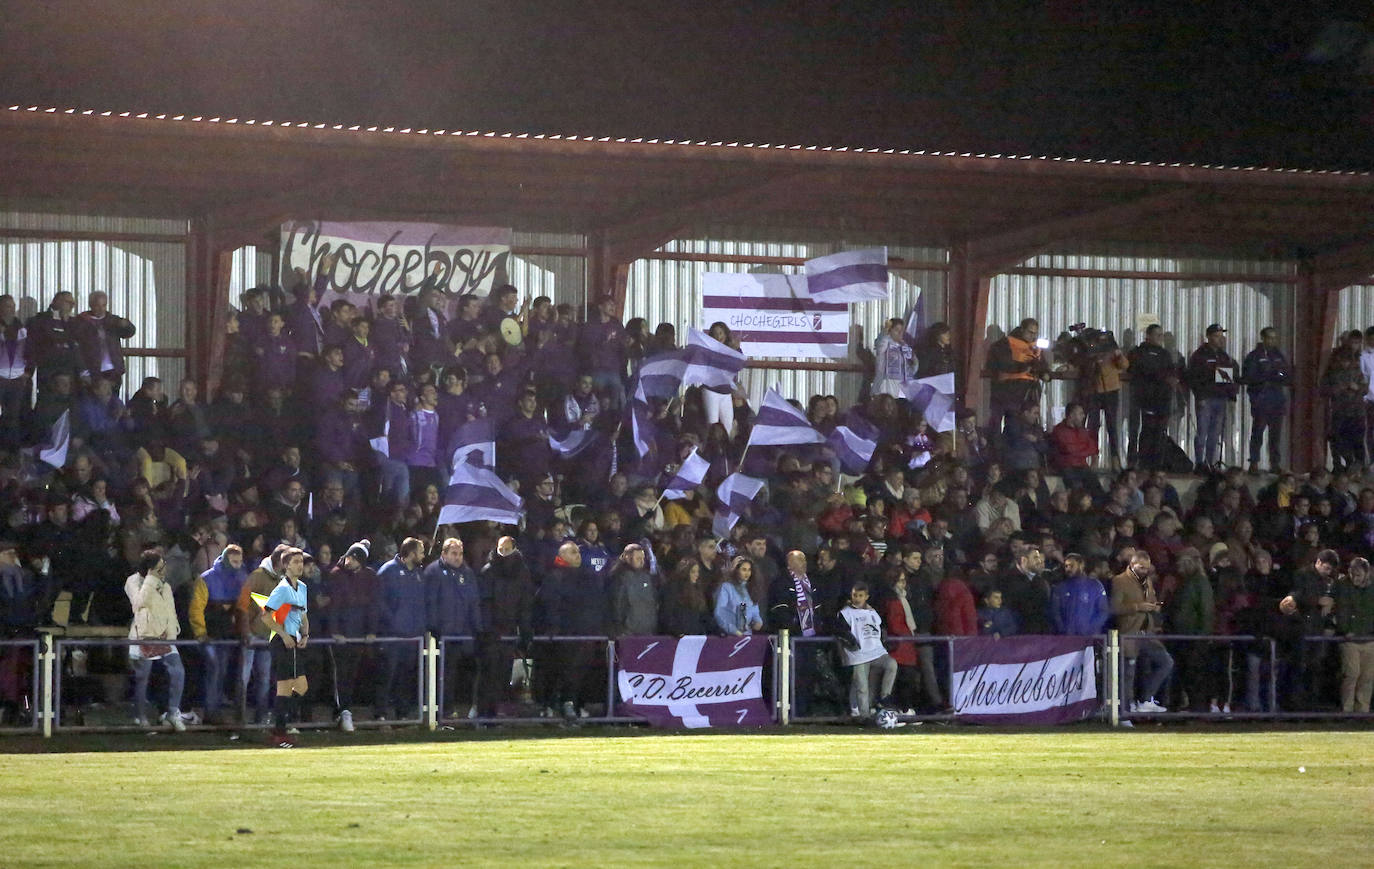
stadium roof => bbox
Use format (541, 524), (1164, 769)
(5, 104), (1374, 264)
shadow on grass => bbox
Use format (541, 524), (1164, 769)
(1, 718), (1371, 754)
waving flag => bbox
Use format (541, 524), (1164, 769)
(437, 462), (523, 527)
(827, 416), (879, 475)
(711, 472), (766, 537)
(747, 388), (825, 448)
(663, 447), (710, 500)
(549, 428), (600, 459)
(904, 290), (926, 348)
(38, 409), (70, 469)
(682, 329), (746, 390)
(634, 350), (686, 401)
(904, 372), (957, 432)
(630, 399), (659, 459)
(448, 418), (496, 470)
(369, 417), (390, 458)
(805, 247), (889, 303)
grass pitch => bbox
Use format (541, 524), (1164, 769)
(1, 728), (1371, 867)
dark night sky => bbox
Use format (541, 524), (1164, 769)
(4, 1), (1374, 169)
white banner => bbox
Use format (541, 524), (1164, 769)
(700, 272), (848, 360)
(951, 645), (1097, 718)
(280, 220), (512, 299)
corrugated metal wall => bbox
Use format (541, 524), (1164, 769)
(509, 231), (587, 312)
(228, 245), (274, 300)
(988, 250), (1298, 468)
(0, 232), (187, 396)
(0, 210), (187, 236)
(1336, 284), (1374, 338)
(625, 235), (947, 409)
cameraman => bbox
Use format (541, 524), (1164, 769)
(988, 318), (1049, 432)
(1066, 326), (1129, 471)
(1126, 324), (1179, 469)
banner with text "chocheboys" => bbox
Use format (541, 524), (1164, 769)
(951, 636), (1099, 725)
(616, 635), (772, 728)
(280, 220), (512, 297)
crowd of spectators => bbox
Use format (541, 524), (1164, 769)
(0, 270), (1373, 730)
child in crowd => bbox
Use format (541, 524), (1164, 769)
(837, 580), (897, 718)
(977, 589), (1018, 638)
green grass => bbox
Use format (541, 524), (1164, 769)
(1, 728), (1371, 867)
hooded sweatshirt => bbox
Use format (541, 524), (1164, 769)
(190, 548), (249, 640)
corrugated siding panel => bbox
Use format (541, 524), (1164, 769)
(0, 211), (188, 236)
(507, 255), (586, 310)
(512, 230), (586, 250)
(626, 238), (947, 409)
(989, 251), (1296, 468)
(228, 245), (274, 301)
(0, 237), (186, 397)
(1336, 285), (1374, 337)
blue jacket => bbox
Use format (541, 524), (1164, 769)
(1051, 575), (1111, 636)
(977, 606), (1019, 637)
(379, 557), (427, 637)
(200, 550), (247, 603)
(424, 559), (482, 637)
(714, 581), (761, 635)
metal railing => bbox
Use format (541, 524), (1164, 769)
(6, 630), (1373, 736)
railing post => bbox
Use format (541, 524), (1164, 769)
(778, 630), (790, 726)
(1107, 630), (1120, 727)
(1268, 638), (1279, 719)
(425, 634), (438, 731)
(605, 638), (617, 717)
(40, 635), (54, 738)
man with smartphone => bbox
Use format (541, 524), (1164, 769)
(1110, 552), (1174, 715)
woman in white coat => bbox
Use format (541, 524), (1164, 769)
(125, 549), (187, 731)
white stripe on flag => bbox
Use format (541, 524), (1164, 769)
(747, 389), (825, 447)
(38, 410), (70, 469)
(683, 328), (745, 390)
(664, 447), (711, 500)
(804, 247), (889, 303)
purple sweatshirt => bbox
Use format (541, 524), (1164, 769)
(407, 408), (440, 469)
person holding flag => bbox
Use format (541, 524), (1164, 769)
(874, 317), (916, 399)
(258, 547), (310, 748)
(698, 323), (747, 436)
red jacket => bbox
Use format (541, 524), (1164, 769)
(1049, 421), (1098, 470)
(881, 596), (919, 666)
(934, 577), (978, 636)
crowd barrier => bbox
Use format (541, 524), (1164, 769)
(3, 631), (1372, 736)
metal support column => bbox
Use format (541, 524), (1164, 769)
(425, 634), (439, 731)
(778, 630), (790, 726)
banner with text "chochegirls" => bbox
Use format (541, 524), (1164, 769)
(280, 220), (512, 298)
(700, 272), (849, 360)
(951, 636), (1099, 725)
(616, 635), (772, 728)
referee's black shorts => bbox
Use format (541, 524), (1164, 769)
(270, 636), (300, 683)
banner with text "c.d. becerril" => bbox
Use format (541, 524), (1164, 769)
(616, 635), (772, 729)
(280, 220), (512, 299)
(951, 636), (1100, 725)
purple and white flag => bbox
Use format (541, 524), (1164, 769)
(951, 636), (1099, 725)
(617, 635), (772, 728)
(369, 417), (390, 459)
(827, 416), (879, 476)
(437, 462), (523, 527)
(904, 290), (926, 349)
(747, 388), (826, 448)
(549, 428), (600, 460)
(663, 448), (710, 500)
(701, 272), (848, 360)
(630, 399), (659, 459)
(38, 409), (70, 469)
(682, 328), (746, 390)
(448, 418), (497, 470)
(804, 247), (890, 304)
(712, 473), (766, 537)
(634, 350), (686, 401)
(904, 372), (957, 433)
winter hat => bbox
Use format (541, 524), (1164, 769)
(345, 539), (371, 563)
(1208, 542), (1230, 564)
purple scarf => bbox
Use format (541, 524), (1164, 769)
(791, 571), (816, 637)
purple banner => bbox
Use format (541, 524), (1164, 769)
(950, 636), (1099, 725)
(616, 635), (772, 728)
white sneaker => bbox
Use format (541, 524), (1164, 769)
(1222, 703), (1231, 715)
(163, 710), (186, 733)
(561, 701), (576, 719)
(1138, 699), (1167, 713)
(286, 726), (300, 735)
(467, 705), (478, 720)
(1119, 720), (1135, 728)
(1208, 702), (1221, 714)
(339, 710), (355, 732)
(848, 707), (862, 718)
(133, 716), (150, 728)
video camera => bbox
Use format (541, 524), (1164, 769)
(1056, 322), (1119, 360)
